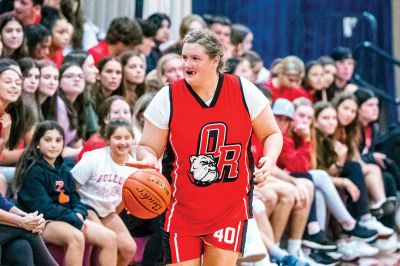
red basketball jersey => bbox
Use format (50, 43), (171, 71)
(162, 74), (254, 235)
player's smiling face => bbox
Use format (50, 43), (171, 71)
(181, 43), (218, 87)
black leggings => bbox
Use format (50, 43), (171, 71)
(383, 158), (400, 192)
(291, 172), (317, 223)
(340, 161), (369, 220)
(0, 225), (58, 266)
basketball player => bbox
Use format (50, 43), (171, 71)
(136, 29), (282, 265)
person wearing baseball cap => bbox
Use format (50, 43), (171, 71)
(272, 98), (295, 134)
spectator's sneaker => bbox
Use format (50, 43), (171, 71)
(373, 234), (398, 254)
(370, 197), (397, 219)
(337, 242), (359, 262)
(359, 217), (394, 238)
(271, 255), (310, 266)
(341, 221), (377, 242)
(353, 241), (379, 257)
(383, 196), (398, 215)
(308, 251), (339, 266)
(296, 248), (320, 266)
(302, 231), (337, 251)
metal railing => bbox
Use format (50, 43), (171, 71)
(353, 41), (400, 106)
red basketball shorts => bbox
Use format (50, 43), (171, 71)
(163, 219), (248, 263)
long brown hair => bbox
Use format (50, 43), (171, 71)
(0, 14), (29, 60)
(58, 62), (87, 140)
(36, 60), (59, 121)
(91, 57), (122, 115)
(119, 51), (147, 106)
(314, 101), (337, 170)
(0, 60), (35, 150)
(13, 121), (65, 191)
(60, 0), (83, 49)
(333, 93), (361, 160)
(292, 97), (317, 168)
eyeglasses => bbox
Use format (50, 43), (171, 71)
(62, 73), (85, 80)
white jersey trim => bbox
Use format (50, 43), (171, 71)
(144, 77), (269, 131)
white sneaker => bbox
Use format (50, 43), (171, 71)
(359, 217), (394, 237)
(349, 240), (379, 257)
(337, 241), (359, 262)
(297, 248), (322, 266)
(373, 234), (398, 254)
(240, 218), (267, 262)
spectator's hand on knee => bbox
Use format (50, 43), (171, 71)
(19, 211), (43, 232)
(293, 180), (308, 207)
(342, 178), (360, 201)
(373, 152), (387, 169)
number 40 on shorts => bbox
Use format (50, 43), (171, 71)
(213, 227), (236, 244)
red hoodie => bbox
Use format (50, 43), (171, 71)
(277, 132), (312, 173)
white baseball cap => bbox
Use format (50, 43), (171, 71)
(272, 98), (295, 119)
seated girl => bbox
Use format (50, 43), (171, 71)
(71, 119), (137, 265)
(14, 120), (118, 266)
(57, 62), (88, 159)
(314, 101), (393, 238)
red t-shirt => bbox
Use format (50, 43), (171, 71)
(88, 41), (110, 65)
(277, 132), (311, 173)
(76, 133), (106, 162)
(363, 125), (372, 154)
(163, 74), (252, 234)
(263, 79), (311, 102)
(46, 49), (64, 68)
(34, 12), (41, 24)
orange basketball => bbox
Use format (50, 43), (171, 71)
(122, 168), (171, 219)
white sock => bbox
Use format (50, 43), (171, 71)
(287, 239), (302, 257)
(370, 198), (386, 209)
(307, 221), (321, 235)
(268, 244), (288, 260)
(341, 219), (356, 231)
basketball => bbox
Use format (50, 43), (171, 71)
(122, 168), (171, 219)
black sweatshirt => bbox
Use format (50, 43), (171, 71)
(17, 157), (88, 229)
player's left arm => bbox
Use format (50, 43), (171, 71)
(136, 119), (169, 169)
(252, 105), (283, 185)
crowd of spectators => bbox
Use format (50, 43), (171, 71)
(0, 1), (399, 265)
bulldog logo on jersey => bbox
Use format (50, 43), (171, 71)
(188, 122), (242, 187)
(188, 155), (220, 186)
